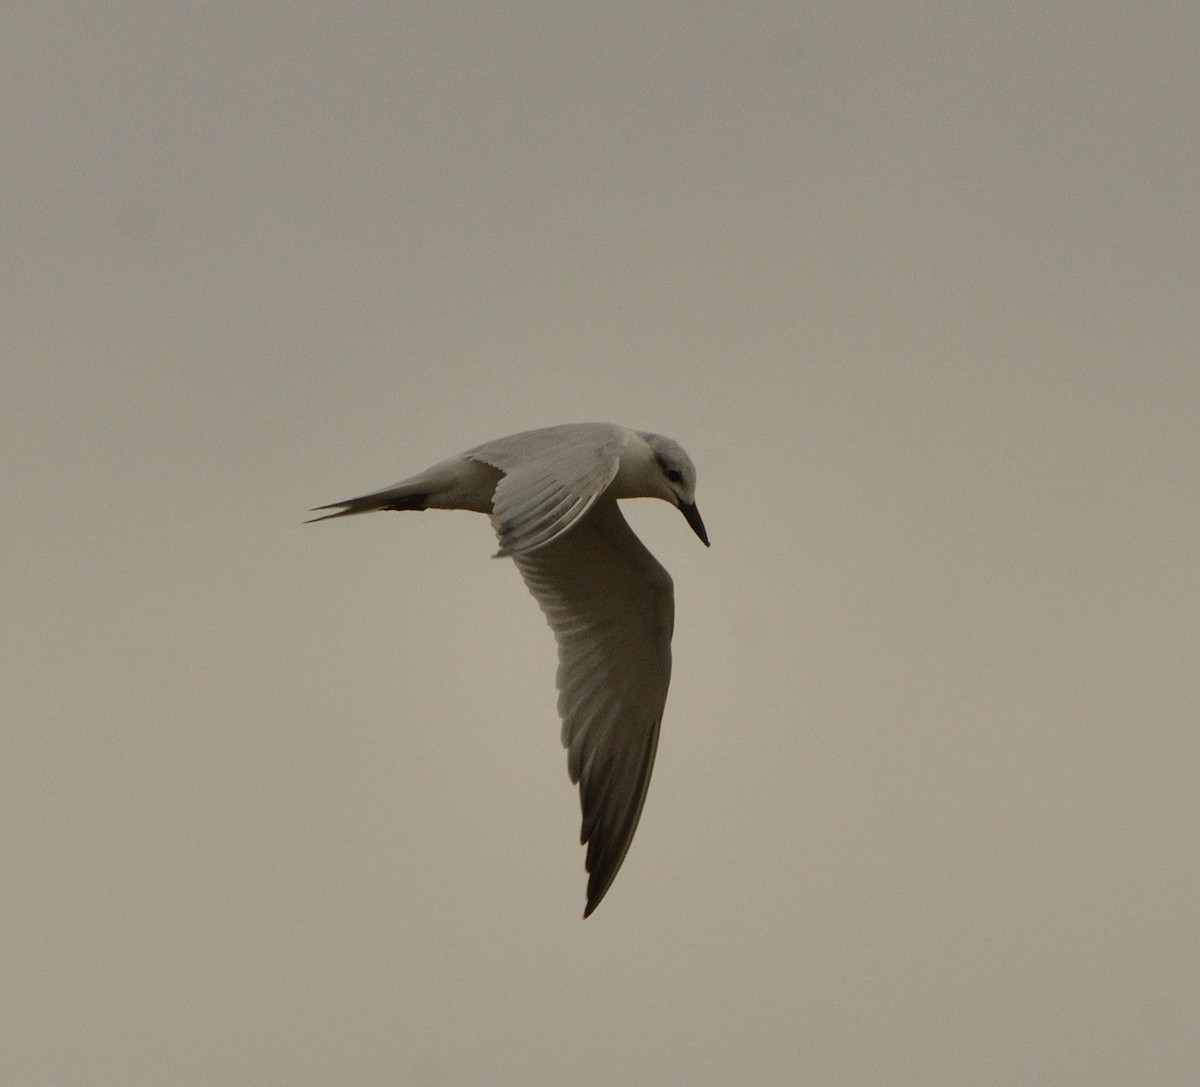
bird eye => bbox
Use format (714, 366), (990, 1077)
(665, 468), (683, 484)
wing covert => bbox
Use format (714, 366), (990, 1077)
(467, 424), (629, 556)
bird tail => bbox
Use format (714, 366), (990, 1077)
(305, 485), (429, 523)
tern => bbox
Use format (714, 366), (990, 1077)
(310, 422), (708, 916)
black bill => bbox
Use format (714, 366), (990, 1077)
(679, 501), (710, 547)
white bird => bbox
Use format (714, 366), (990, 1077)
(310, 423), (708, 916)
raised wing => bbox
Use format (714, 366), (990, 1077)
(467, 424), (629, 556)
(512, 498), (675, 916)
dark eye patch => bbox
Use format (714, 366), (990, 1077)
(655, 453), (684, 485)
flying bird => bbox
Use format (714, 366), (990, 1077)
(310, 422), (708, 916)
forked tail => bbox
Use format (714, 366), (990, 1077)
(305, 488), (429, 523)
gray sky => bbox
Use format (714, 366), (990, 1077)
(5, 3), (1198, 1084)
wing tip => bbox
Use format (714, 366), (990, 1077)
(582, 872), (612, 918)
(581, 857), (621, 919)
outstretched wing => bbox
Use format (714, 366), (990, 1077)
(467, 424), (629, 556)
(512, 498), (675, 916)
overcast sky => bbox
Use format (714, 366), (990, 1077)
(4, 3), (1198, 1084)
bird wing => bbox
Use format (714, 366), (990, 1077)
(466, 424), (630, 557)
(512, 498), (675, 916)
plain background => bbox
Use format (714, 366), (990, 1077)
(4, 3), (1198, 1084)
